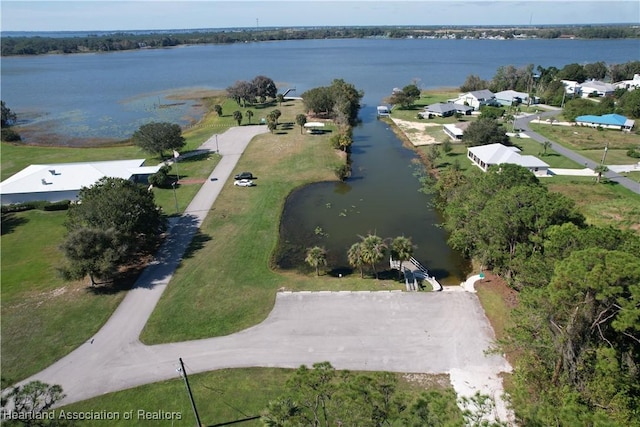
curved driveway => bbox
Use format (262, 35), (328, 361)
(516, 110), (640, 195)
(17, 125), (512, 422)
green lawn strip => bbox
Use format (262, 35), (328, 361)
(59, 368), (453, 427)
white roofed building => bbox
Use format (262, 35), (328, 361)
(467, 143), (549, 177)
(0, 159), (161, 205)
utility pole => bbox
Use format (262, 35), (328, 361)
(178, 358), (202, 427)
(601, 143), (609, 165)
(172, 181), (179, 214)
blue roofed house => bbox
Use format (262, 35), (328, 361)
(575, 114), (635, 131)
(0, 159), (162, 205)
(467, 143), (549, 177)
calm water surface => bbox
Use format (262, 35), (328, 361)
(3, 38), (638, 281)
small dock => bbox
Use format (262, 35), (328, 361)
(390, 257), (443, 292)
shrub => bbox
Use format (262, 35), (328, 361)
(148, 165), (173, 188)
(334, 164), (351, 181)
(1, 128), (21, 142)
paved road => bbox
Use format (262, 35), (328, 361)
(13, 124), (512, 423)
(516, 110), (640, 195)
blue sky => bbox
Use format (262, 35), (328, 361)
(2, 1), (639, 32)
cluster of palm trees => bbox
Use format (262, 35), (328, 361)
(305, 234), (414, 279)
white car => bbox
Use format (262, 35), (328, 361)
(234, 179), (255, 187)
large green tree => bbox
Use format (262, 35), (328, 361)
(302, 79), (363, 126)
(462, 117), (510, 147)
(131, 122), (185, 158)
(505, 249), (640, 425)
(386, 83), (421, 109)
(65, 177), (166, 271)
(59, 227), (124, 286)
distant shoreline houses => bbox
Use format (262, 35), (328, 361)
(562, 74), (640, 98)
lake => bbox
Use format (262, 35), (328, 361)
(2, 38), (638, 142)
(2, 37), (638, 282)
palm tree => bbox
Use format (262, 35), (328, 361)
(391, 236), (414, 279)
(359, 234), (387, 279)
(594, 165), (609, 183)
(276, 93), (285, 106)
(542, 140), (552, 156)
(233, 110), (243, 126)
(296, 114), (307, 134)
(347, 242), (365, 278)
(245, 110), (254, 124)
(305, 246), (327, 276)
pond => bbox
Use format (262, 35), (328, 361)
(276, 105), (470, 284)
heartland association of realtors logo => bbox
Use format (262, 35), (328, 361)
(1, 409), (182, 421)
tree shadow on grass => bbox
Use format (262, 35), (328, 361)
(182, 229), (212, 260)
(0, 213), (29, 235)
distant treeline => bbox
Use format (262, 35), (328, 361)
(2, 25), (639, 56)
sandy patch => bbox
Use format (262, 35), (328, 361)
(389, 118), (441, 146)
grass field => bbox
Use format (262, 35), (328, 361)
(0, 210), (126, 383)
(60, 368), (454, 426)
(529, 122), (640, 165)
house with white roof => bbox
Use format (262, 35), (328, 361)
(467, 143), (549, 177)
(0, 159), (161, 205)
(614, 73), (640, 91)
(579, 80), (616, 98)
(561, 80), (581, 96)
(419, 102), (473, 118)
(443, 121), (472, 140)
(452, 89), (496, 110)
(494, 90), (533, 106)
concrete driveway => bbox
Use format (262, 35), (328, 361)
(31, 292), (511, 418)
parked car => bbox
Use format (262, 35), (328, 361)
(234, 172), (254, 180)
(234, 179), (255, 187)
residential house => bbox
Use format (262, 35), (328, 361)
(467, 143), (549, 176)
(419, 102), (472, 118)
(443, 121), (472, 140)
(561, 80), (581, 96)
(452, 89), (496, 110)
(0, 159), (161, 205)
(494, 90), (533, 106)
(575, 114), (635, 131)
(579, 80), (616, 98)
(614, 73), (640, 91)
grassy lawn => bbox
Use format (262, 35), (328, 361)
(60, 368), (453, 426)
(142, 101), (406, 344)
(529, 122), (640, 165)
(0, 210), (126, 383)
(545, 176), (640, 232)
